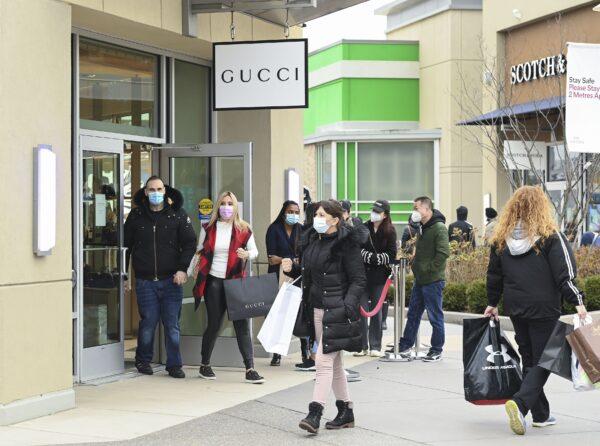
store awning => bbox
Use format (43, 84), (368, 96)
(458, 96), (564, 126)
(184, 0), (368, 33)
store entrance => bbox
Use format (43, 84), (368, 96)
(76, 139), (252, 381)
(156, 143), (253, 367)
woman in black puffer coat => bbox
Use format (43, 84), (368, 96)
(283, 200), (366, 435)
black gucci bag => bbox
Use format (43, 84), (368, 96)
(224, 272), (279, 321)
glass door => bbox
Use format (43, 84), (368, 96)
(78, 135), (125, 381)
(158, 143), (252, 367)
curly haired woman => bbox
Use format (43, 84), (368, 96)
(484, 186), (587, 435)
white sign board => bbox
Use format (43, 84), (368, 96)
(566, 42), (600, 153)
(503, 140), (547, 171)
(285, 169), (301, 206)
(213, 39), (308, 110)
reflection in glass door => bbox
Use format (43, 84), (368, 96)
(80, 144), (125, 380)
(159, 144), (251, 367)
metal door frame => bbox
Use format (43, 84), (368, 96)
(75, 133), (126, 382)
(156, 142), (253, 367)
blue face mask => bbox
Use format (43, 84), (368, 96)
(285, 214), (300, 225)
(148, 191), (165, 206)
(313, 217), (330, 234)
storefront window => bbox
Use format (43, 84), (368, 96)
(317, 144), (332, 200)
(174, 60), (210, 143)
(79, 39), (159, 137)
(357, 141), (434, 201)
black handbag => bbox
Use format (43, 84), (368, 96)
(223, 272), (279, 321)
(538, 319), (573, 381)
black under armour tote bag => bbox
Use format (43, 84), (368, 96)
(224, 272), (279, 321)
(463, 317), (523, 405)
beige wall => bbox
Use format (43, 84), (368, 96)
(480, 0), (594, 214)
(388, 9), (485, 235)
(0, 0), (304, 411)
(0, 0), (73, 404)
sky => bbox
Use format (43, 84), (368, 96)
(303, 0), (391, 52)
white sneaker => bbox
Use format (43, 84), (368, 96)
(532, 416), (557, 428)
(353, 350), (368, 357)
(369, 350), (383, 357)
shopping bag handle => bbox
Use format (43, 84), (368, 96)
(284, 276), (302, 286)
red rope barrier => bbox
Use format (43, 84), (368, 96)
(360, 275), (393, 318)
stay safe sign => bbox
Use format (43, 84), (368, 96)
(566, 42), (600, 153)
(213, 39), (308, 111)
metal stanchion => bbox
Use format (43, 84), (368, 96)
(380, 259), (410, 362)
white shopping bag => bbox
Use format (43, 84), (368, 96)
(571, 315), (599, 391)
(257, 278), (303, 356)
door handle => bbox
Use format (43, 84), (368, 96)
(120, 247), (128, 276)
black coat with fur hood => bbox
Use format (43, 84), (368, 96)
(124, 185), (197, 281)
(287, 224), (367, 354)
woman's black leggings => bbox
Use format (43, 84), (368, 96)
(201, 275), (254, 369)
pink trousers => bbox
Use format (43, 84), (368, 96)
(312, 308), (350, 406)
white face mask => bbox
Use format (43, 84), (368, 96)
(411, 210), (422, 223)
(370, 211), (383, 223)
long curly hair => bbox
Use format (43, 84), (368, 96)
(490, 186), (558, 251)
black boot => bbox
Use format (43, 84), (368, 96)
(325, 400), (355, 430)
(299, 402), (323, 434)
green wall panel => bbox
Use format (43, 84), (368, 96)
(309, 42), (420, 72)
(344, 43), (419, 63)
(305, 79), (419, 135)
(344, 79), (419, 122)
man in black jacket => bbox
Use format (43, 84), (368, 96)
(448, 206), (476, 248)
(124, 176), (196, 378)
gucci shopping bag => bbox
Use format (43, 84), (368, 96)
(223, 272), (279, 321)
(463, 318), (523, 405)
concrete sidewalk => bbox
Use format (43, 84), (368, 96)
(3, 323), (600, 445)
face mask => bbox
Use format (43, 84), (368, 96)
(285, 214), (300, 225)
(148, 192), (164, 206)
(219, 205), (234, 219)
(411, 210), (422, 223)
(370, 212), (383, 223)
(313, 216), (330, 234)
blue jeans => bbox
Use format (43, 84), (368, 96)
(135, 278), (183, 369)
(399, 280), (445, 354)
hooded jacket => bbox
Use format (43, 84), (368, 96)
(286, 224), (367, 354)
(411, 210), (450, 285)
(448, 206), (475, 247)
(487, 231), (584, 319)
(124, 186), (197, 281)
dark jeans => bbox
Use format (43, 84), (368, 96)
(399, 280), (446, 353)
(201, 275), (254, 370)
(360, 283), (386, 351)
(135, 277), (183, 369)
(510, 316), (558, 422)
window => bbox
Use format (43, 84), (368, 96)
(79, 39), (159, 137)
(174, 60), (210, 143)
(317, 144), (332, 200)
(357, 141), (434, 201)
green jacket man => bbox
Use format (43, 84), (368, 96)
(396, 196), (449, 362)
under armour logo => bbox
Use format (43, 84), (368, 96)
(485, 344), (511, 363)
